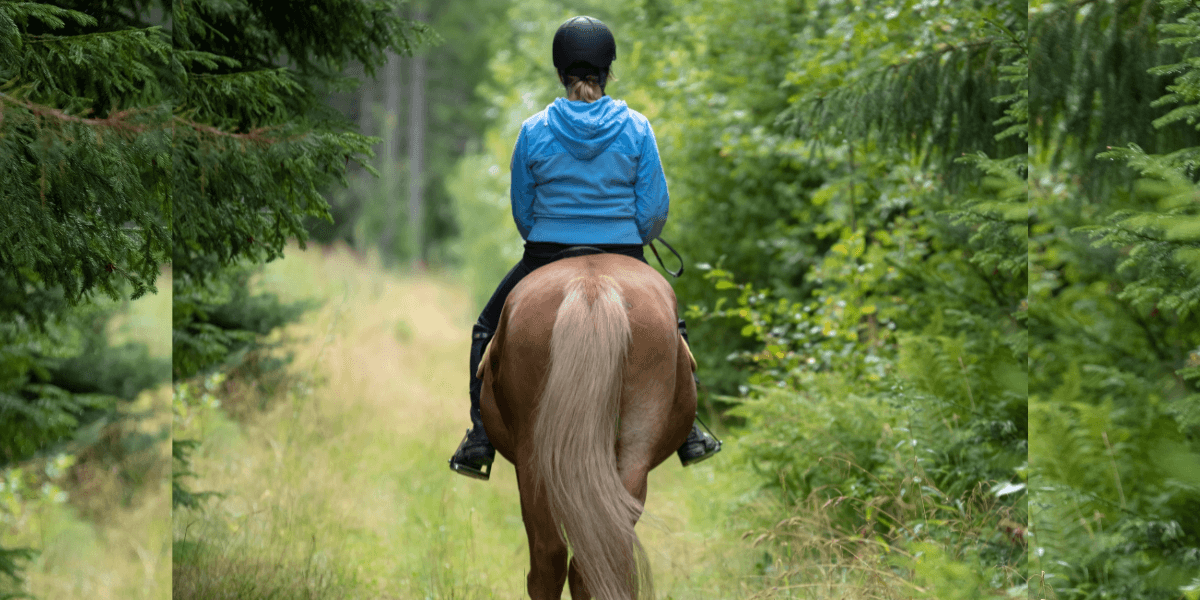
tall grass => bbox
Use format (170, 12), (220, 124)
(734, 480), (1025, 599)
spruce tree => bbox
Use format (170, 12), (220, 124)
(168, 0), (430, 379)
(777, 0), (1026, 177)
(1, 3), (174, 589)
(1, 0), (430, 592)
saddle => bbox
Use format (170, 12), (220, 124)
(550, 239), (684, 278)
(549, 245), (618, 261)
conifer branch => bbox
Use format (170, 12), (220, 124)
(812, 37), (1000, 101)
(170, 117), (283, 144)
(1130, 309), (1174, 364)
(0, 91), (155, 134)
(782, 31), (1017, 171)
(22, 26), (161, 45)
(984, 18), (1028, 56)
(892, 37), (999, 70)
(0, 92), (314, 146)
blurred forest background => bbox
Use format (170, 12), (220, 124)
(2, 0), (1200, 598)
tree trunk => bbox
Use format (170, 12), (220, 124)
(407, 9), (428, 270)
(381, 49), (403, 261)
(358, 61), (374, 140)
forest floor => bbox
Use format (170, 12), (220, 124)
(172, 243), (767, 600)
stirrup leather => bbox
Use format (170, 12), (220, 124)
(678, 420), (722, 467)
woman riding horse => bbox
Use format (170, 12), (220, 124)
(448, 16), (720, 480)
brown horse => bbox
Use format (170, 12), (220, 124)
(476, 252), (697, 600)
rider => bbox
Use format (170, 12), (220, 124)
(449, 15), (721, 480)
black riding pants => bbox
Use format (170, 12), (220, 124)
(475, 241), (648, 331)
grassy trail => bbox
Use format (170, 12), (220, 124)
(174, 245), (758, 600)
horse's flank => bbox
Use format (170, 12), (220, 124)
(478, 253), (695, 600)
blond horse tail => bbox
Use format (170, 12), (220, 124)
(533, 274), (651, 600)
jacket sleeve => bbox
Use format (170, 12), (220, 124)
(510, 125), (536, 241)
(634, 124), (670, 244)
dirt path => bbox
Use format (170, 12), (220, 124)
(178, 245), (753, 599)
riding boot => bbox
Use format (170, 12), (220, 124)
(675, 318), (722, 466)
(449, 323), (497, 480)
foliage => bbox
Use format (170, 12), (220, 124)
(1028, 1), (1200, 597)
(0, 3), (171, 321)
(0, 454), (75, 600)
(0, 546), (35, 600)
(1029, 0), (1200, 195)
(167, 0), (429, 384)
(776, 0), (1025, 175)
(0, 294), (169, 596)
(646, 0), (1028, 589)
(167, 0), (429, 381)
(171, 376), (224, 512)
(0, 300), (168, 463)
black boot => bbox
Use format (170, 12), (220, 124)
(449, 323), (497, 480)
(675, 318), (722, 466)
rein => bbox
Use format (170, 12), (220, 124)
(649, 237), (684, 278)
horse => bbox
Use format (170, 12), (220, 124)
(475, 251), (697, 600)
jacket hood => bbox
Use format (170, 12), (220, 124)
(546, 96), (630, 161)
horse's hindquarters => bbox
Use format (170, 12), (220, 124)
(480, 253), (687, 600)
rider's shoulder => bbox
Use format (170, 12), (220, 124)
(621, 105), (656, 142)
(624, 106), (652, 129)
(519, 109), (551, 134)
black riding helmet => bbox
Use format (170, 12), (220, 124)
(552, 16), (616, 92)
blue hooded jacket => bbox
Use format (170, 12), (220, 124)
(510, 96), (669, 245)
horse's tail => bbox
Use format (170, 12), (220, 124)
(533, 274), (651, 600)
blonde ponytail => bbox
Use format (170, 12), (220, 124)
(564, 71), (617, 103)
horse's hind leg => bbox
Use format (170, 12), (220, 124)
(566, 560), (591, 600)
(517, 466), (569, 600)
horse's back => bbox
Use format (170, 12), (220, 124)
(508, 253), (676, 324)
